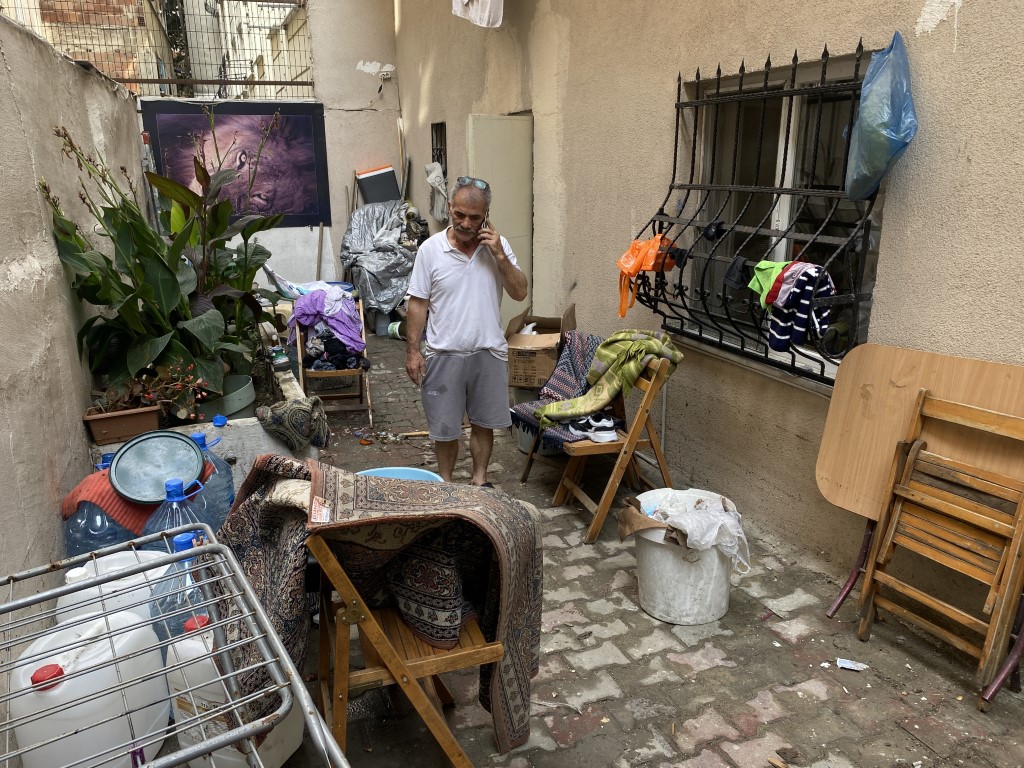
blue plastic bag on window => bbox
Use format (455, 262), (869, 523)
(845, 32), (919, 200)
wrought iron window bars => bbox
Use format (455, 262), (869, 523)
(634, 42), (877, 385)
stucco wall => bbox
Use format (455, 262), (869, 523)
(307, 0), (402, 253)
(0, 17), (144, 573)
(393, 0), (1024, 579)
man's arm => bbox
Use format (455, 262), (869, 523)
(405, 295), (429, 384)
(479, 226), (528, 301)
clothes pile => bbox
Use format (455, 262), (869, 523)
(302, 328), (371, 372)
(747, 260), (836, 353)
(282, 282), (371, 372)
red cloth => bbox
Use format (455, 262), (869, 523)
(61, 464), (214, 535)
(764, 263), (796, 307)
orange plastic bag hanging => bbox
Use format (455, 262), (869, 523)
(617, 234), (676, 317)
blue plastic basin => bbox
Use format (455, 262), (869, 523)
(356, 467), (443, 482)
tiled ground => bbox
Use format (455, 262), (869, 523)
(285, 332), (1024, 768)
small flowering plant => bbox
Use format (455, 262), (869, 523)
(90, 364), (210, 422)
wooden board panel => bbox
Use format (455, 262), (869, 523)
(816, 344), (1024, 519)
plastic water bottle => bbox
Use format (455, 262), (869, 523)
(188, 432), (235, 533)
(150, 532), (204, 651)
(140, 479), (205, 552)
(64, 501), (136, 558)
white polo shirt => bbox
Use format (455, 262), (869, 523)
(407, 227), (518, 359)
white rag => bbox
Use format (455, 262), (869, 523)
(452, 0), (503, 28)
(425, 162), (449, 223)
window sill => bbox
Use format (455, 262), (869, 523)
(673, 335), (835, 400)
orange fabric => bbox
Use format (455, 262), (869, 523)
(61, 463), (215, 535)
(617, 234), (676, 317)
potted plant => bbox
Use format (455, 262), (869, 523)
(42, 119), (285, 440)
(82, 363), (211, 444)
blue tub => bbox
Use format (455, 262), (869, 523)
(356, 467), (443, 482)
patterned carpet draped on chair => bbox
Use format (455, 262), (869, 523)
(510, 329), (603, 452)
(218, 453), (543, 755)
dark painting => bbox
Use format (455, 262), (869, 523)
(140, 101), (331, 227)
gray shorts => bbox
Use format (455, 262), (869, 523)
(421, 351), (511, 441)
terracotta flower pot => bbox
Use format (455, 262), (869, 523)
(83, 405), (161, 446)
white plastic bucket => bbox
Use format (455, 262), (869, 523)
(167, 617), (303, 767)
(634, 527), (732, 626)
(55, 550), (170, 623)
(10, 611), (169, 768)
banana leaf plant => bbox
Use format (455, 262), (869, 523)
(45, 115), (287, 417)
(149, 110), (285, 375)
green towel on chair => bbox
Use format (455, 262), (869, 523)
(533, 330), (682, 428)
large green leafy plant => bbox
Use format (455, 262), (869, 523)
(42, 121), (283, 415)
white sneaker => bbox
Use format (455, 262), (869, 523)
(586, 428), (618, 443)
(567, 417), (618, 442)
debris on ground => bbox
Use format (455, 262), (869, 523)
(837, 658), (870, 671)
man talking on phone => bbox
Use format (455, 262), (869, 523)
(405, 176), (528, 486)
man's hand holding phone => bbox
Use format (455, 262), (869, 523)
(478, 220), (503, 260)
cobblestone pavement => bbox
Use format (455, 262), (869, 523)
(289, 332), (1024, 768)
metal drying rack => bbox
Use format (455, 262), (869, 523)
(1, 524), (349, 768)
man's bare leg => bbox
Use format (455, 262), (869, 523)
(469, 424), (493, 486)
(434, 439), (459, 482)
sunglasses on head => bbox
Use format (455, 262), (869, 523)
(456, 176), (490, 190)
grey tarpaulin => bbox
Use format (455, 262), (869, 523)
(339, 200), (415, 313)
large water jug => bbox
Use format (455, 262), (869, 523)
(64, 500), (136, 557)
(189, 432), (235, 533)
(150, 532), (205, 650)
(140, 478), (205, 551)
(9, 611), (169, 768)
(55, 550), (170, 623)
(167, 615), (304, 767)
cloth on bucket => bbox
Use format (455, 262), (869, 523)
(619, 488), (750, 573)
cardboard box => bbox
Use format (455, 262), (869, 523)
(504, 304), (576, 388)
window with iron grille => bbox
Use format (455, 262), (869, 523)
(431, 122), (448, 179)
(634, 43), (879, 385)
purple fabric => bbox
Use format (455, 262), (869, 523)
(288, 290), (365, 353)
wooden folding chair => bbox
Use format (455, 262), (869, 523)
(306, 534), (504, 767)
(552, 357), (673, 544)
(296, 297), (373, 426)
(857, 389), (1024, 706)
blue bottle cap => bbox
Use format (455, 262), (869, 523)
(190, 432), (208, 449)
(212, 415), (228, 427)
(172, 532), (196, 552)
(164, 478), (186, 502)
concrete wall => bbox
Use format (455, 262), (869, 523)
(0, 16), (145, 572)
(307, 0), (402, 257)
(393, 0), (1024, 578)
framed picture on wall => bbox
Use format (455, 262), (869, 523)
(140, 100), (331, 227)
